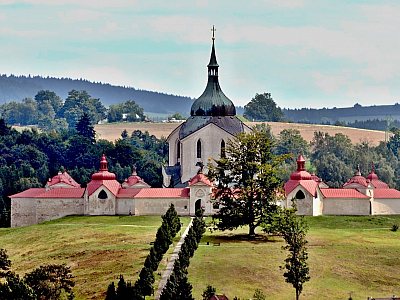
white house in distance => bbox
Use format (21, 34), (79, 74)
(282, 154), (400, 216)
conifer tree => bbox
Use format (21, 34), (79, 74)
(162, 204), (181, 237)
(202, 285), (216, 300)
(136, 267), (154, 297)
(105, 282), (117, 300)
(116, 275), (128, 299)
(143, 247), (158, 272)
(75, 112), (96, 144)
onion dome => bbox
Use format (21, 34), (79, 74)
(290, 154), (312, 180)
(343, 165), (368, 187)
(190, 27), (236, 117)
(123, 165), (150, 187)
(91, 154), (116, 180)
(366, 163), (389, 189)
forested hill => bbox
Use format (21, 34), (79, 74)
(0, 74), (194, 115)
(283, 103), (400, 124)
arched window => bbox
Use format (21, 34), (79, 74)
(221, 140), (226, 158)
(177, 140), (181, 160)
(197, 140), (202, 159)
(295, 190), (305, 200)
(98, 190), (108, 199)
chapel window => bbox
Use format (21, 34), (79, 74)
(295, 190), (305, 200)
(98, 190), (108, 199)
(197, 140), (202, 159)
(177, 140), (181, 160)
(221, 140), (226, 158)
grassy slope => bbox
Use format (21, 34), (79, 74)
(1, 215), (399, 300)
(188, 215), (400, 300)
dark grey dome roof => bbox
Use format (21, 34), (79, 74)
(190, 40), (236, 117)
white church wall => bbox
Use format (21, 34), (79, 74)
(180, 124), (234, 183)
(87, 187), (116, 215)
(36, 198), (84, 224)
(11, 198), (37, 227)
(116, 198), (135, 215)
(286, 186), (314, 216)
(372, 199), (400, 215)
(322, 198), (370, 215)
(189, 184), (213, 216)
(134, 198), (190, 215)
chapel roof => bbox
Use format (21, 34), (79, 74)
(87, 155), (120, 196)
(366, 164), (389, 189)
(123, 165), (150, 188)
(46, 171), (81, 189)
(320, 188), (369, 199)
(188, 173), (213, 187)
(9, 188), (85, 198)
(343, 166), (369, 188)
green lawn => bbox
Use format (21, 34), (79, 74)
(1, 215), (399, 300)
(189, 215), (400, 300)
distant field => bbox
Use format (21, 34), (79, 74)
(1, 215), (399, 300)
(95, 122), (386, 146)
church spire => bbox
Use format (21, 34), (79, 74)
(208, 25), (219, 75)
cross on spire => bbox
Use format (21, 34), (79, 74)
(211, 25), (216, 40)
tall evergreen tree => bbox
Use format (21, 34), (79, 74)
(75, 113), (96, 143)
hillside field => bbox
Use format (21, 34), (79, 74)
(1, 215), (399, 299)
(95, 122), (386, 146)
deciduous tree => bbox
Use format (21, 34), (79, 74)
(207, 130), (289, 236)
(244, 93), (283, 122)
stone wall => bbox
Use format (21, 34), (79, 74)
(36, 198), (84, 224)
(322, 198), (370, 215)
(11, 198), (37, 227)
(134, 198), (190, 215)
(372, 199), (400, 215)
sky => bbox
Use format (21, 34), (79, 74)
(1, 0), (400, 109)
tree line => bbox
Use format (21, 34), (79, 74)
(0, 116), (168, 227)
(0, 89), (146, 131)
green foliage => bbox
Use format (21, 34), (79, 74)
(207, 130), (289, 236)
(391, 223), (399, 232)
(0, 249), (11, 277)
(168, 112), (187, 121)
(253, 289), (266, 300)
(105, 282), (117, 300)
(277, 203), (310, 300)
(75, 112), (96, 143)
(0, 272), (36, 300)
(162, 203), (181, 237)
(24, 264), (75, 300)
(244, 93), (283, 122)
(202, 285), (216, 300)
(108, 100), (145, 123)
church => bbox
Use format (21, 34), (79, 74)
(9, 32), (400, 227)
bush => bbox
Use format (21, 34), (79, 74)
(391, 224), (399, 232)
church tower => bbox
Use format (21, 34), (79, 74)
(163, 27), (251, 187)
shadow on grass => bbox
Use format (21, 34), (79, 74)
(201, 233), (280, 245)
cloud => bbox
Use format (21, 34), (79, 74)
(0, 12), (6, 21)
(58, 8), (108, 24)
(0, 27), (52, 36)
(1, 0), (137, 8)
(261, 0), (303, 8)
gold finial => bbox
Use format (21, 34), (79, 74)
(211, 25), (216, 40)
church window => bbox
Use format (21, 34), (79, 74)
(197, 140), (202, 158)
(295, 190), (305, 200)
(221, 140), (225, 158)
(98, 190), (108, 199)
(177, 140), (181, 160)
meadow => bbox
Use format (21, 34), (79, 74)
(1, 215), (399, 300)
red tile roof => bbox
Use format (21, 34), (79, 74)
(87, 180), (121, 196)
(343, 175), (368, 188)
(117, 189), (142, 198)
(189, 173), (213, 186)
(320, 188), (369, 198)
(9, 188), (85, 198)
(374, 188), (400, 199)
(46, 171), (81, 188)
(124, 174), (150, 187)
(132, 188), (189, 198)
(9, 188), (46, 198)
(284, 180), (319, 197)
